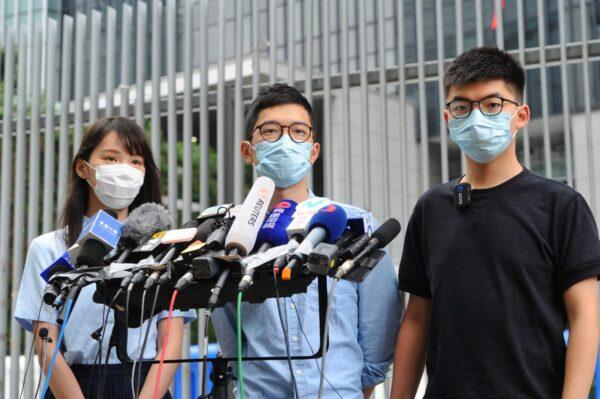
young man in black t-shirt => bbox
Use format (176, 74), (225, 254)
(391, 47), (600, 398)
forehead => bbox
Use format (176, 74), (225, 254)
(255, 103), (311, 126)
(93, 131), (136, 155)
(446, 79), (517, 101)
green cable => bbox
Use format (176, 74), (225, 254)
(237, 291), (245, 399)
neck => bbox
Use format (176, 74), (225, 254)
(463, 144), (523, 189)
(270, 177), (310, 209)
(85, 190), (129, 221)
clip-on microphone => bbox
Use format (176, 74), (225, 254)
(453, 182), (471, 209)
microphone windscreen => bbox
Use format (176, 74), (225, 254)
(256, 199), (298, 248)
(225, 176), (275, 255)
(195, 217), (218, 243)
(308, 204), (348, 243)
(121, 203), (173, 247)
(371, 218), (401, 247)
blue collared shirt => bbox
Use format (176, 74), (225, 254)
(14, 218), (196, 365)
(212, 201), (403, 399)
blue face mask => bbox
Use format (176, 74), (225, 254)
(253, 134), (313, 188)
(448, 109), (518, 163)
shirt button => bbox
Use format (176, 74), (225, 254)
(291, 336), (298, 342)
(295, 369), (302, 376)
(289, 303), (296, 310)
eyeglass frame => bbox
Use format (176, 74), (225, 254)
(252, 121), (315, 143)
(445, 96), (521, 119)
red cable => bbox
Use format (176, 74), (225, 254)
(153, 289), (179, 399)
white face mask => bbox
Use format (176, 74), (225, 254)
(85, 161), (145, 210)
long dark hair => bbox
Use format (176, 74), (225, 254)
(59, 117), (162, 246)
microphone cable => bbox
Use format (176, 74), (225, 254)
(236, 291), (245, 399)
(272, 268), (299, 399)
(288, 296), (343, 399)
(92, 286), (123, 380)
(40, 297), (74, 398)
(317, 278), (339, 399)
(135, 285), (161, 397)
(19, 293), (45, 399)
(152, 289), (179, 399)
(130, 288), (147, 399)
(33, 327), (51, 399)
(199, 310), (211, 398)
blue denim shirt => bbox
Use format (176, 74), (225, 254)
(212, 200), (403, 399)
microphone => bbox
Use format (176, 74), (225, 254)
(306, 229), (356, 276)
(254, 199), (298, 253)
(281, 204), (348, 281)
(113, 203), (173, 263)
(66, 209), (123, 262)
(334, 218), (401, 280)
(207, 176), (275, 309)
(238, 199), (298, 291)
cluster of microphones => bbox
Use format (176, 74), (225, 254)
(41, 176), (401, 319)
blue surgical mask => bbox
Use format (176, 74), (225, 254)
(448, 109), (518, 163)
(253, 134), (313, 188)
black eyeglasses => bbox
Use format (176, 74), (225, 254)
(446, 96), (520, 119)
(253, 122), (314, 143)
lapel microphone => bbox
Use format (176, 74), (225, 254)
(454, 182), (472, 209)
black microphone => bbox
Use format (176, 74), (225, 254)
(334, 218), (401, 279)
(113, 203), (173, 263)
(306, 229), (356, 276)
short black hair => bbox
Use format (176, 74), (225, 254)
(444, 47), (525, 102)
(244, 83), (315, 141)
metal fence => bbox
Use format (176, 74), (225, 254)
(1, 0), (600, 397)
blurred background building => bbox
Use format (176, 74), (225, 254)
(1, 0), (600, 398)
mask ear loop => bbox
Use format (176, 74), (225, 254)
(82, 160), (98, 190)
(508, 106), (521, 138)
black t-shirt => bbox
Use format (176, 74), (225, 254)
(398, 167), (600, 399)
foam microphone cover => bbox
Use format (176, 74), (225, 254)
(371, 218), (401, 247)
(225, 176), (275, 256)
(308, 204), (348, 243)
(120, 203), (173, 248)
(256, 199), (298, 248)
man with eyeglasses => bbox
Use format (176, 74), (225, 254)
(391, 47), (600, 398)
(211, 83), (402, 398)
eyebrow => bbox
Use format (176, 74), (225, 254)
(449, 92), (502, 102)
(261, 119), (311, 126)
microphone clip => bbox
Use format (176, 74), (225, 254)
(453, 182), (471, 209)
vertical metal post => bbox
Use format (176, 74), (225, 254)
(197, 0), (209, 390)
(340, 0), (351, 203)
(516, 0), (530, 168)
(234, 0), (244, 202)
(358, 0), (370, 209)
(537, 0), (552, 178)
(0, 0), (4, 47)
(166, 0), (178, 221)
(26, 0), (33, 93)
(252, 0), (260, 97)
(269, 0), (277, 83)
(377, 0), (389, 218)
(415, 0), (430, 191)
(287, 0), (295, 85)
(305, 0), (314, 188)
(456, 0), (467, 174)
(120, 3), (133, 117)
(217, 0), (225, 204)
(199, 0), (209, 210)
(494, 0), (504, 49)
(0, 29), (14, 396)
(89, 10), (101, 123)
(580, 0), (596, 213)
(136, 1), (147, 126)
(436, 0), (448, 183)
(397, 0), (408, 224)
(24, 25), (42, 398)
(475, 0), (483, 46)
(151, 0), (162, 161)
(106, 7), (116, 117)
(10, 30), (28, 399)
(322, 0), (332, 197)
(57, 16), (73, 206)
(73, 13), (86, 154)
(557, 0), (573, 186)
(43, 19), (58, 233)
